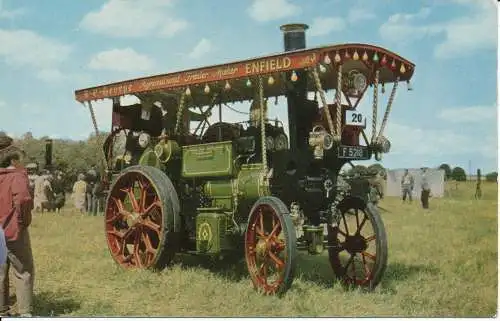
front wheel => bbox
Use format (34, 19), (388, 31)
(244, 196), (297, 295)
(104, 165), (180, 271)
(327, 196), (388, 290)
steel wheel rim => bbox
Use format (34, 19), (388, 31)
(105, 171), (163, 269)
(245, 204), (288, 294)
(331, 208), (378, 286)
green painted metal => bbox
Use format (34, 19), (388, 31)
(237, 164), (270, 201)
(196, 212), (230, 254)
(139, 147), (161, 169)
(154, 140), (181, 164)
(181, 141), (235, 178)
(204, 180), (234, 211)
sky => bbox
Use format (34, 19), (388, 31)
(0, 0), (497, 173)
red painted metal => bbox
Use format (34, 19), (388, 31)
(245, 204), (287, 294)
(105, 171), (163, 269)
(75, 44), (415, 102)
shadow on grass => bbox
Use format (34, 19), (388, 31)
(33, 290), (81, 316)
(174, 252), (439, 294)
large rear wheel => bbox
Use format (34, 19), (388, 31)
(104, 165), (180, 271)
(244, 196), (297, 295)
(327, 196), (388, 290)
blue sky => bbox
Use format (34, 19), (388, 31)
(0, 0), (497, 172)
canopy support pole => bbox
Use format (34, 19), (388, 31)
(83, 101), (108, 179)
(311, 65), (342, 142)
(371, 70), (380, 144)
(376, 76), (400, 142)
(258, 76), (267, 173)
(174, 93), (187, 135)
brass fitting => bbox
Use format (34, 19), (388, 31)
(308, 125), (334, 160)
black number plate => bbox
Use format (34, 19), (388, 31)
(338, 145), (370, 160)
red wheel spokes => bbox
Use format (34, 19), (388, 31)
(142, 200), (161, 217)
(106, 172), (164, 269)
(335, 208), (379, 286)
(247, 205), (286, 293)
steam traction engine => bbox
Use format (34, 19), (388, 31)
(74, 23), (415, 295)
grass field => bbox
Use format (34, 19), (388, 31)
(10, 181), (498, 317)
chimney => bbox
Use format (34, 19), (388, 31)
(280, 23), (309, 52)
(45, 139), (53, 170)
(279, 23), (311, 152)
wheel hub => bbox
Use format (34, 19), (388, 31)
(126, 212), (142, 227)
(344, 234), (368, 253)
(255, 239), (268, 259)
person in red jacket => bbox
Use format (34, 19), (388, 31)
(0, 133), (34, 317)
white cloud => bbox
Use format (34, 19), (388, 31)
(80, 0), (188, 38)
(437, 105), (497, 123)
(88, 48), (155, 72)
(247, 0), (300, 22)
(434, 10), (497, 59)
(379, 8), (440, 43)
(0, 101), (5, 107)
(309, 17), (345, 37)
(0, 0), (25, 19)
(36, 68), (68, 83)
(188, 38), (213, 59)
(379, 3), (496, 59)
(347, 8), (376, 23)
(0, 29), (72, 68)
(386, 121), (497, 159)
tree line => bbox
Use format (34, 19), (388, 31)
(438, 164), (497, 182)
(14, 132), (108, 191)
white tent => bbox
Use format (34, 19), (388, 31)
(385, 168), (445, 199)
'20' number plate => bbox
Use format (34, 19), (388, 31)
(345, 110), (366, 127)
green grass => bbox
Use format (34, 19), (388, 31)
(12, 182), (498, 317)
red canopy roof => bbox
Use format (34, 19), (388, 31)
(74, 43), (415, 104)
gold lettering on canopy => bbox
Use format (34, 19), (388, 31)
(244, 57), (292, 75)
(184, 71), (209, 82)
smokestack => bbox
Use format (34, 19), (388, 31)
(45, 139), (53, 170)
(280, 23), (311, 152)
(280, 23), (309, 51)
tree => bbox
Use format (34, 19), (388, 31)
(451, 166), (467, 181)
(439, 163), (452, 180)
(347, 165), (368, 176)
(485, 172), (498, 182)
(368, 163), (385, 175)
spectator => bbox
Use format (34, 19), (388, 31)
(51, 171), (66, 213)
(421, 168), (431, 209)
(92, 180), (105, 216)
(85, 166), (98, 215)
(42, 174), (55, 212)
(401, 169), (414, 203)
(0, 133), (35, 317)
(33, 174), (45, 212)
(72, 174), (87, 214)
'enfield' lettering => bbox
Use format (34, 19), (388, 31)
(245, 57), (291, 75)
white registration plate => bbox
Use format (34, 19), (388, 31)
(345, 110), (366, 127)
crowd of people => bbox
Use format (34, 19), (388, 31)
(25, 164), (105, 216)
